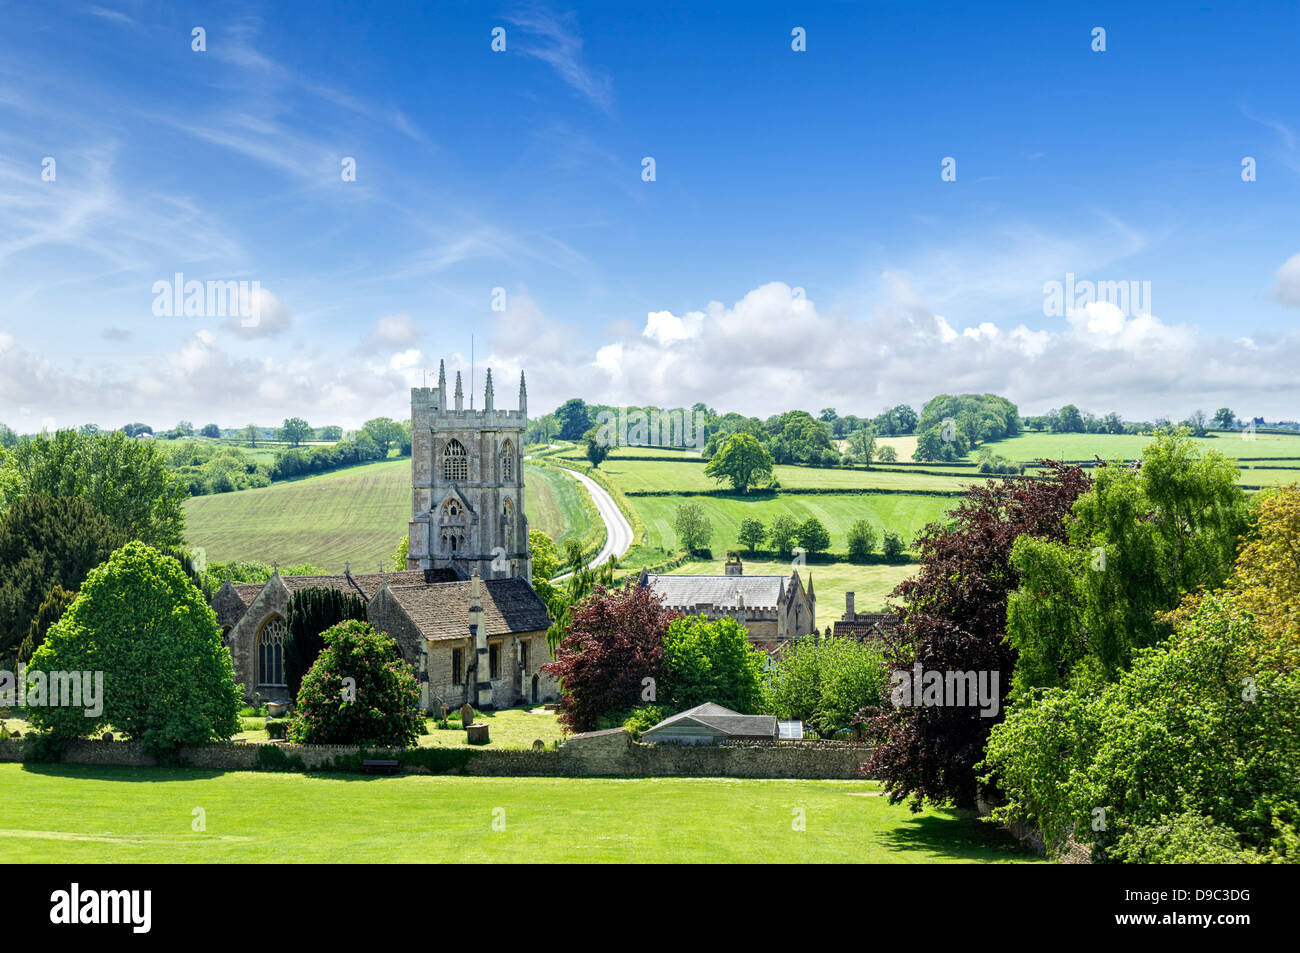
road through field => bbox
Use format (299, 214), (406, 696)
(555, 466), (632, 577)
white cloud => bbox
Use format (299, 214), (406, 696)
(1269, 252), (1300, 307)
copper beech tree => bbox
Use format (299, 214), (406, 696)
(859, 462), (1092, 811)
(542, 584), (675, 733)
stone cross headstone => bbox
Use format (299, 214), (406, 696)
(460, 703), (474, 727)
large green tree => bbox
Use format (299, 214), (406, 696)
(673, 502), (713, 554)
(703, 432), (773, 493)
(279, 417), (311, 447)
(662, 614), (765, 713)
(0, 494), (129, 665)
(0, 430), (186, 547)
(1006, 429), (1248, 695)
(26, 541), (241, 752)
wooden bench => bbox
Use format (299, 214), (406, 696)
(361, 759), (400, 775)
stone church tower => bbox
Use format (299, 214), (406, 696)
(406, 359), (531, 581)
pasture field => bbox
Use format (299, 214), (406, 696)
(668, 557), (916, 629)
(0, 765), (1037, 863)
(997, 430), (1300, 464)
(629, 492), (953, 558)
(183, 459), (594, 571)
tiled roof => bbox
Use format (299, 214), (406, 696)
(384, 577), (551, 641)
(643, 574), (785, 611)
(231, 569), (455, 607)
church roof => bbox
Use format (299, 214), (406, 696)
(230, 569), (453, 607)
(641, 573), (786, 611)
(383, 577), (551, 640)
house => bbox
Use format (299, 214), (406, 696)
(635, 553), (815, 650)
(640, 703), (778, 745)
(831, 591), (900, 641)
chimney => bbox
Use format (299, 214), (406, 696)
(724, 551), (743, 576)
(845, 591), (855, 619)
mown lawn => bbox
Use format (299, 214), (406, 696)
(183, 459), (589, 571)
(667, 558), (916, 630)
(0, 764), (1039, 863)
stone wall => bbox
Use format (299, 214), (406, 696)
(0, 729), (872, 780)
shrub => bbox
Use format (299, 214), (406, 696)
(846, 519), (878, 560)
(882, 531), (906, 560)
(25, 541), (241, 754)
(795, 517), (831, 556)
(763, 636), (889, 737)
(286, 620), (423, 747)
(621, 703), (668, 740)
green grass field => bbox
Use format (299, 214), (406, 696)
(999, 430), (1300, 464)
(669, 557), (916, 629)
(630, 492), (953, 558)
(0, 764), (1037, 863)
(183, 459), (595, 572)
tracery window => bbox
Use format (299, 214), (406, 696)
(257, 615), (287, 687)
(501, 440), (515, 481)
(442, 439), (468, 480)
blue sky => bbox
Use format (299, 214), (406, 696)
(2, 0), (1300, 430)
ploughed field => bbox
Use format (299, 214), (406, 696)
(182, 458), (595, 573)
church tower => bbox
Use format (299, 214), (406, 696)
(407, 360), (530, 581)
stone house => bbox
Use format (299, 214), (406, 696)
(830, 591), (900, 641)
(635, 553), (815, 650)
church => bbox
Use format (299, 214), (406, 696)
(212, 361), (559, 711)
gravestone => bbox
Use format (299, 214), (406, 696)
(466, 723), (489, 745)
(460, 703), (474, 727)
(532, 739), (545, 750)
(101, 731), (113, 742)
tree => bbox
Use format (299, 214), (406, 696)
(284, 587), (369, 702)
(703, 433), (773, 494)
(1054, 404), (1084, 433)
(861, 462), (1093, 810)
(200, 423), (221, 439)
(529, 530), (561, 603)
(317, 425), (344, 441)
(0, 423), (18, 448)
(286, 620), (423, 746)
(769, 514), (800, 557)
(361, 417), (402, 457)
(846, 428), (877, 466)
(244, 425), (259, 447)
(983, 595), (1299, 863)
(763, 636), (889, 737)
(1006, 430), (1248, 695)
(674, 503), (713, 554)
(1213, 408), (1236, 430)
(846, 519), (878, 559)
(121, 422), (152, 437)
(0, 430), (187, 547)
(796, 517), (830, 556)
(1223, 484), (1300, 662)
(877, 445), (898, 463)
(26, 541), (241, 753)
(555, 399), (593, 441)
(882, 531), (907, 560)
(662, 615), (765, 713)
(541, 585), (673, 732)
(17, 585), (75, 663)
(0, 494), (129, 664)
(1183, 409), (1209, 437)
(737, 517), (767, 553)
(279, 417), (311, 447)
(583, 427), (610, 468)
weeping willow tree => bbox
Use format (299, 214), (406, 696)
(545, 538), (618, 654)
(285, 587), (368, 703)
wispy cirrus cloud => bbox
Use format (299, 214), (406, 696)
(505, 5), (613, 113)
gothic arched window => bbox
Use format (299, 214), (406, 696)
(257, 615), (287, 687)
(442, 440), (468, 481)
(501, 440), (515, 481)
